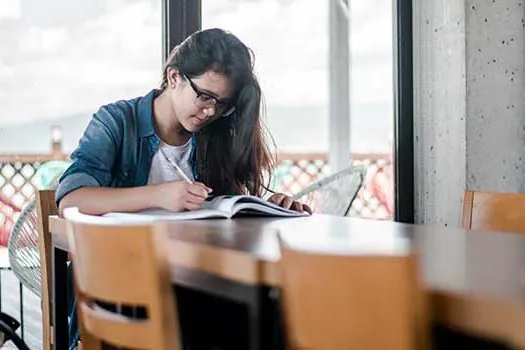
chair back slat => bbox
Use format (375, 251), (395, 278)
(79, 302), (152, 348)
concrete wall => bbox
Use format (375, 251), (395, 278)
(466, 0), (525, 192)
(414, 0), (525, 225)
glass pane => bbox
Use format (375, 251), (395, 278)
(203, 0), (329, 153)
(0, 0), (162, 155)
(202, 0), (330, 202)
(203, 0), (394, 220)
(0, 0), (161, 209)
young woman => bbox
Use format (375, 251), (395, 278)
(57, 28), (311, 216)
(57, 28), (310, 349)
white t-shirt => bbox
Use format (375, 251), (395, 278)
(147, 140), (195, 185)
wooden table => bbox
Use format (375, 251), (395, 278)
(49, 215), (525, 349)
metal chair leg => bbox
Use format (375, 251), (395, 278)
(0, 269), (3, 312)
(19, 282), (23, 340)
(0, 314), (30, 350)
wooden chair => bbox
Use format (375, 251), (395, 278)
(462, 191), (525, 234)
(35, 190), (58, 350)
(63, 207), (180, 350)
(428, 190), (525, 347)
(278, 235), (427, 350)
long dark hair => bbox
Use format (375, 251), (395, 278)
(161, 28), (274, 196)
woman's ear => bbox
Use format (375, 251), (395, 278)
(167, 68), (180, 89)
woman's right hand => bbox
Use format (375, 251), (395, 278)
(153, 181), (213, 212)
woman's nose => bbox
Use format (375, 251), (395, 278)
(202, 105), (216, 117)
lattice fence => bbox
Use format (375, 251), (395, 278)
(0, 152), (393, 222)
(1, 162), (37, 206)
(0, 156), (55, 208)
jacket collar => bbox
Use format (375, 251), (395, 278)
(137, 89), (161, 138)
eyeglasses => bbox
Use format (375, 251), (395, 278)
(183, 74), (235, 117)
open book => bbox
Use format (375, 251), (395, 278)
(103, 195), (308, 221)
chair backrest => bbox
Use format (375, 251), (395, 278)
(8, 198), (41, 297)
(278, 235), (426, 350)
(35, 190), (58, 350)
(292, 166), (365, 216)
(63, 208), (180, 350)
(462, 191), (525, 234)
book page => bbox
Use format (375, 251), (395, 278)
(233, 202), (308, 217)
(205, 194), (308, 217)
(103, 195), (307, 221)
(201, 195), (251, 213)
(104, 207), (229, 221)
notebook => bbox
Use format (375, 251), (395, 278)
(103, 194), (308, 221)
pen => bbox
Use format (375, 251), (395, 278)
(159, 148), (193, 184)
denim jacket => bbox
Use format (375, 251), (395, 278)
(56, 89), (197, 205)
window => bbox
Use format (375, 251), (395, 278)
(203, 0), (394, 219)
(0, 0), (162, 208)
(0, 0), (162, 155)
(203, 0), (329, 153)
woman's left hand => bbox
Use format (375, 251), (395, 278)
(267, 193), (312, 214)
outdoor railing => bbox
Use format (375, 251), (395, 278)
(0, 152), (393, 226)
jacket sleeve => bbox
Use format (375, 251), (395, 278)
(55, 106), (123, 205)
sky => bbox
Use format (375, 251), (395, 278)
(0, 0), (393, 152)
(0, 0), (161, 126)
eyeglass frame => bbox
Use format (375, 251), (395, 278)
(183, 74), (236, 117)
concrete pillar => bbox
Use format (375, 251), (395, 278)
(413, 0), (467, 226)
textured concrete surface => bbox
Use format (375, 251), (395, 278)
(466, 0), (525, 192)
(413, 0), (467, 226)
